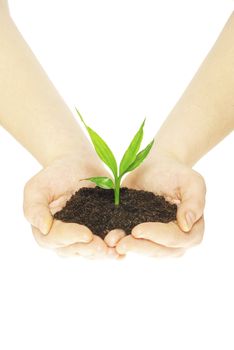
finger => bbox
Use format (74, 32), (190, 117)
(132, 218), (204, 248)
(164, 195), (181, 205)
(56, 246), (120, 260)
(49, 194), (72, 215)
(177, 173), (206, 232)
(104, 229), (126, 247)
(23, 182), (53, 235)
(31, 220), (93, 249)
(116, 235), (185, 257)
(55, 235), (108, 259)
(106, 247), (122, 259)
(55, 247), (80, 258)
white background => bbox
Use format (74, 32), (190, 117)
(0, 1), (234, 349)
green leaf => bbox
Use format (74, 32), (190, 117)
(119, 118), (146, 177)
(76, 108), (118, 177)
(125, 139), (154, 173)
(80, 176), (114, 189)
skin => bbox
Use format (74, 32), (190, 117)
(110, 154), (206, 257)
(113, 11), (234, 257)
(0, 6), (118, 259)
(23, 154), (120, 259)
(0, 0), (9, 15)
(0, 5), (233, 259)
(151, 11), (234, 167)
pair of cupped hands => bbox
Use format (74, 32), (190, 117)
(23, 150), (206, 259)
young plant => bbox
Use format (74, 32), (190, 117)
(76, 108), (154, 206)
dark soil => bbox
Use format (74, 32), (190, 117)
(54, 187), (177, 239)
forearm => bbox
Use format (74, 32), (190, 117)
(0, 14), (94, 167)
(0, 0), (9, 16)
(153, 12), (234, 167)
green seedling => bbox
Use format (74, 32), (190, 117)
(76, 108), (154, 206)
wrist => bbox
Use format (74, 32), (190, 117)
(40, 137), (102, 168)
(43, 150), (107, 180)
(145, 140), (192, 167)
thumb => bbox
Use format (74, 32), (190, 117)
(23, 182), (53, 235)
(177, 175), (206, 232)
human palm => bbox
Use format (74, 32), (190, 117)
(23, 154), (119, 259)
(106, 154), (206, 258)
(24, 152), (206, 259)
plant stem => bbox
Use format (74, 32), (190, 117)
(114, 176), (121, 206)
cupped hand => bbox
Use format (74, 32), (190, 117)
(106, 154), (206, 258)
(23, 153), (120, 259)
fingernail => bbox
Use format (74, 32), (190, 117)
(184, 211), (195, 232)
(40, 224), (49, 235)
(38, 219), (50, 235)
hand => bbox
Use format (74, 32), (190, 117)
(109, 154), (206, 258)
(23, 153), (120, 259)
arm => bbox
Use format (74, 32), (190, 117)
(152, 11), (234, 167)
(115, 12), (234, 257)
(0, 8), (116, 259)
(0, 10), (96, 167)
(0, 0), (9, 15)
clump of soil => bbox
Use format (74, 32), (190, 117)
(54, 187), (177, 239)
